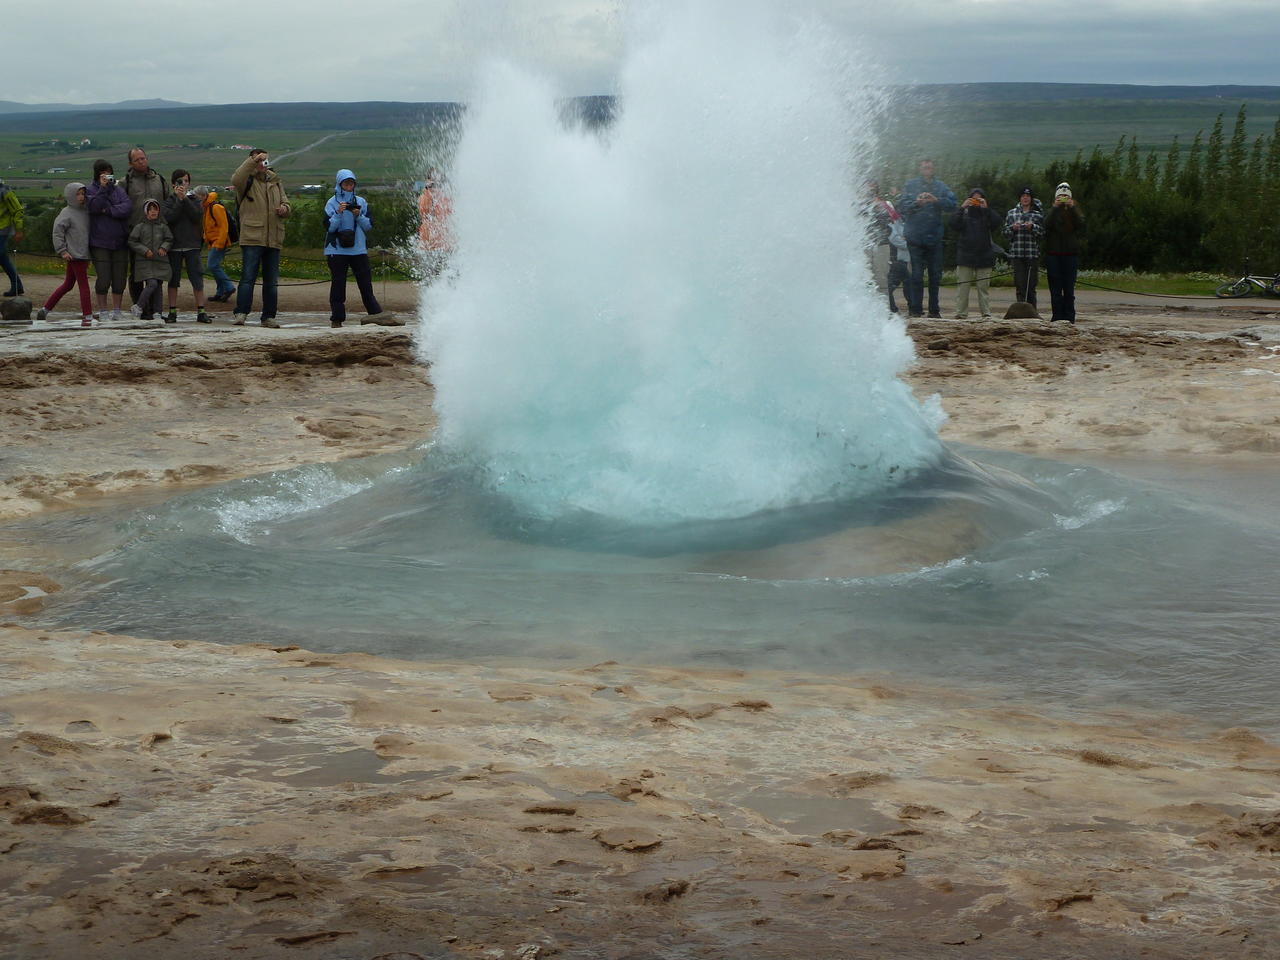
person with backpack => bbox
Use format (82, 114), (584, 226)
(230, 148), (289, 328)
(0, 179), (25, 297)
(193, 185), (237, 302)
(323, 168), (397, 327)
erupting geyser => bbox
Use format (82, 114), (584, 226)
(420, 1), (945, 524)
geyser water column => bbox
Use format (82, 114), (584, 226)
(421, 1), (945, 525)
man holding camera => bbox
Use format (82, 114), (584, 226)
(897, 159), (957, 318)
(231, 148), (291, 328)
(123, 147), (170, 311)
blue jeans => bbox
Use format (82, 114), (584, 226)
(1045, 254), (1078, 322)
(906, 240), (944, 316)
(207, 245), (236, 298)
(0, 233), (21, 294)
(234, 245), (280, 319)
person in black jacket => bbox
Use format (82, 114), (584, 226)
(950, 187), (1003, 320)
(1044, 182), (1085, 323)
(162, 169), (210, 323)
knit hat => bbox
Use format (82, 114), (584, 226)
(92, 158), (113, 179)
(1055, 182), (1073, 202)
(968, 187), (986, 199)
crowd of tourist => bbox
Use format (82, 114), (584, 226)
(866, 159), (1085, 323)
(0, 146), (456, 330)
(4, 151), (1085, 330)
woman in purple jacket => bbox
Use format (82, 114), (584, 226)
(87, 159), (133, 322)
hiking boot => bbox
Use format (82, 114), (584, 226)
(260, 316), (280, 328)
(231, 313), (247, 325)
(927, 311), (942, 319)
(196, 311), (212, 324)
(165, 309), (177, 323)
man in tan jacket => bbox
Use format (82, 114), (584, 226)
(231, 149), (291, 327)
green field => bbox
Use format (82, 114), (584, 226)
(3, 86), (1279, 197)
(0, 128), (443, 198)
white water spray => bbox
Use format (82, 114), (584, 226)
(420, 1), (944, 524)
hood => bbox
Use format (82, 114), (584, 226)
(203, 189), (219, 208)
(143, 198), (161, 216)
(335, 169), (357, 196)
(63, 182), (86, 206)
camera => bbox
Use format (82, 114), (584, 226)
(106, 175), (116, 186)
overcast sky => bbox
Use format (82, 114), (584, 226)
(6, 0), (1276, 105)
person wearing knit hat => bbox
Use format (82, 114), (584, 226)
(1003, 185), (1044, 311)
(1043, 181), (1084, 323)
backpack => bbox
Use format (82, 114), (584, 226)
(218, 201), (240, 244)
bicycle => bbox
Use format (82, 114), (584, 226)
(1214, 258), (1280, 298)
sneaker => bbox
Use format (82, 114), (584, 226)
(196, 311), (212, 324)
(131, 303), (142, 318)
(82, 316), (93, 327)
(330, 320), (343, 328)
(927, 312), (942, 319)
(260, 316), (281, 328)
(953, 314), (968, 320)
(111, 310), (122, 322)
(231, 313), (247, 325)
(36, 307), (47, 323)
(165, 310), (178, 323)
(980, 315), (992, 321)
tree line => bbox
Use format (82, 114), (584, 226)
(936, 105), (1280, 274)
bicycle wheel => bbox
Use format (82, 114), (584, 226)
(1269, 279), (1280, 297)
(1215, 279), (1252, 298)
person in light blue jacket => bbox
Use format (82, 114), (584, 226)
(323, 168), (397, 327)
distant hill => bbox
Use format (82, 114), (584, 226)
(911, 83), (1280, 104)
(0, 99), (193, 115)
(0, 101), (462, 133)
(3, 84), (1278, 135)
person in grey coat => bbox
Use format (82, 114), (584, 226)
(128, 199), (172, 321)
(37, 183), (94, 326)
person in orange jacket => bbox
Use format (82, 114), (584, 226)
(416, 168), (453, 278)
(193, 185), (236, 302)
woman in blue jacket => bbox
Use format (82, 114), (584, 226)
(324, 169), (396, 327)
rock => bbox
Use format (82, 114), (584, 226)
(595, 826), (662, 851)
(11, 803), (90, 826)
(940, 929), (983, 945)
(641, 879), (690, 902)
(926, 338), (952, 351)
(897, 803), (947, 820)
(0, 296), (32, 325)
